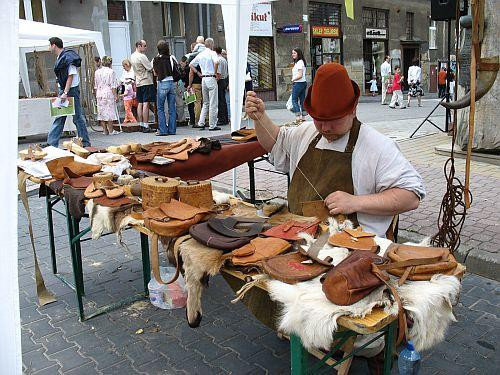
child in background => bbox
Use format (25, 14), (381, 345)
(389, 66), (406, 109)
(369, 75), (378, 96)
(121, 78), (138, 123)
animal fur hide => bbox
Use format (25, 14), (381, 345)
(177, 238), (226, 327)
(86, 200), (137, 242)
(267, 274), (460, 353)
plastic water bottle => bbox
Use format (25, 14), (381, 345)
(398, 340), (421, 375)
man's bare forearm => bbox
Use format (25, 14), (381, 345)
(355, 188), (420, 216)
(254, 112), (280, 152)
(63, 75), (73, 94)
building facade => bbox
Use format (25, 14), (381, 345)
(21, 0), (454, 101)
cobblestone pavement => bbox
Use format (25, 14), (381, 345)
(19, 99), (499, 373)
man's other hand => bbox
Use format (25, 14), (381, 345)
(245, 91), (265, 120)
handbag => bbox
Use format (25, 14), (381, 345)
(230, 237), (292, 267)
(378, 244), (459, 285)
(286, 95), (294, 112)
(261, 251), (330, 284)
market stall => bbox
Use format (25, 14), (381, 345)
(18, 20), (105, 137)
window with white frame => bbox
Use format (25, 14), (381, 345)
(429, 21), (437, 50)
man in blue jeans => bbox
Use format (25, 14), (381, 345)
(47, 37), (91, 147)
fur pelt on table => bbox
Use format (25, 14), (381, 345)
(86, 200), (138, 243)
(267, 273), (460, 353)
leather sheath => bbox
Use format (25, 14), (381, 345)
(231, 237), (291, 266)
(189, 222), (251, 252)
(261, 251), (330, 284)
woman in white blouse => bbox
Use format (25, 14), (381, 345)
(291, 48), (308, 122)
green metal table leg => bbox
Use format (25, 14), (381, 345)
(383, 320), (397, 375)
(290, 334), (308, 375)
(45, 193), (58, 274)
(140, 232), (151, 296)
(71, 217), (85, 296)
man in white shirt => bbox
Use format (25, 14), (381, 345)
(188, 38), (220, 131)
(245, 63), (425, 238)
(407, 59), (423, 107)
(130, 40), (155, 132)
(380, 55), (392, 105)
(47, 37), (91, 147)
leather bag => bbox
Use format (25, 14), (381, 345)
(328, 229), (379, 252)
(46, 156), (101, 180)
(261, 251), (330, 284)
(231, 237), (292, 267)
(379, 244), (458, 285)
(262, 219), (320, 241)
(321, 251), (387, 306)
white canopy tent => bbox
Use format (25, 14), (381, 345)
(18, 19), (106, 98)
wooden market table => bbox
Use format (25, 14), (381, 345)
(30, 177), (151, 321)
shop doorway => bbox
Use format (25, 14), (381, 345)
(429, 64), (437, 93)
(401, 44), (419, 90)
(311, 37), (342, 79)
(362, 39), (387, 93)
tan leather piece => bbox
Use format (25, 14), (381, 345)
(105, 187), (125, 199)
(158, 199), (210, 221)
(145, 213), (206, 237)
(163, 150), (189, 161)
(46, 156), (101, 180)
(94, 195), (137, 207)
(84, 183), (104, 198)
(231, 237), (292, 266)
(328, 230), (379, 252)
(301, 200), (330, 221)
(344, 227), (375, 238)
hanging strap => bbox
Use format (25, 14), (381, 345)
(150, 233), (191, 285)
(372, 264), (408, 346)
(18, 171), (57, 306)
(376, 256), (443, 286)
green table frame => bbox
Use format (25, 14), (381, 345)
(44, 190), (151, 321)
(290, 320), (397, 374)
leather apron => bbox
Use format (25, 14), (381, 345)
(287, 118), (361, 226)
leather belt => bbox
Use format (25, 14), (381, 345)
(202, 75), (216, 78)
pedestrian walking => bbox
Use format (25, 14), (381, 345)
(407, 58), (423, 107)
(380, 55), (392, 105)
(46, 37), (91, 147)
(438, 67), (447, 98)
(369, 75), (378, 96)
(153, 40), (178, 136)
(291, 48), (307, 122)
(130, 40), (155, 133)
(189, 38), (220, 131)
(389, 66), (406, 109)
(121, 78), (137, 123)
(94, 56), (119, 135)
(215, 46), (229, 126)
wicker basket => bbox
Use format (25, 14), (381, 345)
(141, 176), (180, 209)
(178, 180), (213, 209)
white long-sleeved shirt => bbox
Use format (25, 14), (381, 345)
(408, 65), (422, 84)
(380, 61), (391, 78)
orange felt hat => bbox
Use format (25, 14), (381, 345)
(304, 63), (360, 121)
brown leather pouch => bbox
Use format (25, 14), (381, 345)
(261, 251), (330, 284)
(231, 237), (291, 266)
(46, 156), (101, 180)
(380, 244), (458, 284)
(262, 219), (320, 241)
(321, 251), (387, 306)
(328, 230), (379, 252)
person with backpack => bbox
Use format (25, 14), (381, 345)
(153, 40), (180, 136)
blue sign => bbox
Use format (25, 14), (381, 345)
(277, 24), (302, 34)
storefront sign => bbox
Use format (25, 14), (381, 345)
(311, 25), (340, 38)
(277, 24), (302, 34)
(365, 28), (387, 39)
(250, 2), (273, 37)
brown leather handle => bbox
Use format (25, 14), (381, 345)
(377, 255), (443, 271)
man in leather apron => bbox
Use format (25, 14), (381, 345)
(245, 63), (425, 238)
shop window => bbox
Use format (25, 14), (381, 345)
(429, 21), (437, 50)
(107, 0), (127, 21)
(362, 7), (388, 28)
(406, 12), (414, 40)
(19, 0), (44, 22)
(248, 37), (275, 92)
(309, 2), (341, 26)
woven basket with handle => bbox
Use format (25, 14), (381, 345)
(141, 176), (180, 209)
(177, 180), (213, 209)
